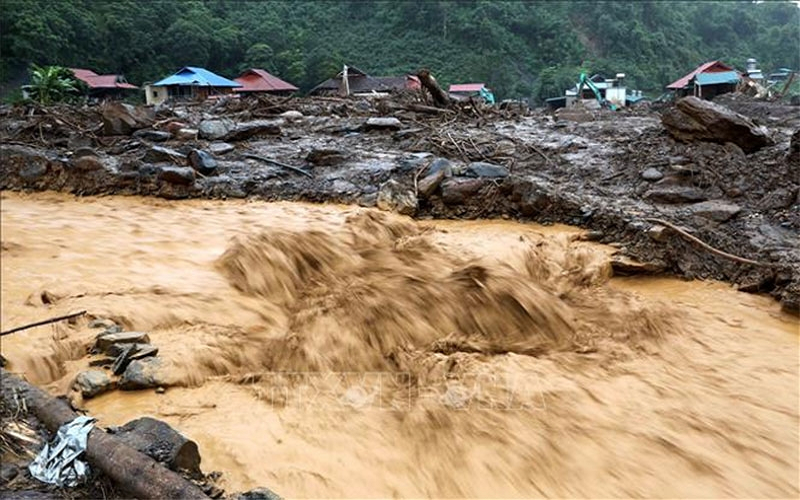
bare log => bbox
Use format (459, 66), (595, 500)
(1, 310), (87, 337)
(243, 153), (313, 178)
(416, 69), (451, 108)
(0, 368), (208, 499)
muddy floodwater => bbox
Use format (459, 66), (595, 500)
(1, 191), (798, 498)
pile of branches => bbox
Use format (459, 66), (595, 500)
(1, 104), (102, 147)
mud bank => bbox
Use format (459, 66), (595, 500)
(1, 193), (798, 498)
(1, 97), (798, 311)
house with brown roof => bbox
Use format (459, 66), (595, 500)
(234, 69), (298, 96)
(666, 61), (741, 100)
(309, 65), (420, 96)
(70, 68), (138, 100)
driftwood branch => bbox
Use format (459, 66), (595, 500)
(243, 153), (313, 178)
(416, 69), (451, 108)
(0, 369), (208, 499)
(1, 311), (87, 337)
(645, 218), (775, 267)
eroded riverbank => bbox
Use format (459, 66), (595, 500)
(1, 192), (798, 498)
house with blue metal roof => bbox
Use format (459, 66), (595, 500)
(145, 67), (241, 105)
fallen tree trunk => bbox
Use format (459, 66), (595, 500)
(0, 368), (208, 499)
(416, 69), (451, 108)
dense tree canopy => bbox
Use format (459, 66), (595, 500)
(1, 0), (797, 102)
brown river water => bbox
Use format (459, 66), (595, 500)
(1, 191), (798, 498)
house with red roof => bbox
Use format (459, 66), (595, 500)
(666, 61), (741, 100)
(69, 68), (138, 100)
(448, 83), (495, 104)
(235, 69), (298, 96)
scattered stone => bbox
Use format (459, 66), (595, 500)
(133, 129), (171, 142)
(158, 166), (196, 186)
(19, 161), (48, 182)
(465, 161), (508, 178)
(209, 142), (235, 155)
(363, 117), (402, 131)
(417, 168), (446, 198)
(610, 256), (666, 276)
(165, 121), (189, 134)
(110, 417), (201, 476)
(687, 200), (742, 222)
(101, 324), (123, 335)
(102, 102), (155, 136)
(108, 342), (159, 359)
(427, 158), (454, 178)
(646, 225), (669, 242)
(119, 358), (167, 390)
(357, 193), (378, 207)
(0, 462), (19, 484)
(441, 178), (485, 205)
(580, 230), (605, 242)
(758, 188), (796, 210)
(280, 110), (303, 122)
(789, 129), (800, 163)
(188, 150), (218, 175)
(236, 487), (283, 500)
(88, 318), (116, 329)
(644, 186), (707, 204)
(155, 387), (166, 394)
(661, 96), (773, 153)
(175, 128), (199, 141)
(198, 119), (234, 140)
(306, 148), (347, 166)
(71, 155), (104, 171)
(376, 179), (417, 215)
(224, 120), (282, 141)
(641, 167), (664, 181)
(67, 133), (93, 150)
(74, 370), (113, 398)
(73, 146), (98, 159)
(144, 145), (185, 164)
(96, 331), (151, 354)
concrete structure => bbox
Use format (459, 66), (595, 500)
(147, 66), (241, 105)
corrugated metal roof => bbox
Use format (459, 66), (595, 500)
(666, 61), (734, 90)
(695, 71), (740, 85)
(152, 67), (241, 87)
(235, 69), (298, 92)
(449, 83), (487, 93)
(69, 68), (138, 89)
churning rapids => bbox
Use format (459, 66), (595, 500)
(1, 191), (798, 498)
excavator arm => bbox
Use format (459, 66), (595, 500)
(576, 73), (617, 111)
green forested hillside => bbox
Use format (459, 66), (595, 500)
(1, 0), (798, 101)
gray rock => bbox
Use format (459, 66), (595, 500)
(73, 146), (98, 159)
(159, 166), (195, 185)
(2, 144), (52, 182)
(224, 120), (282, 141)
(465, 161), (508, 178)
(174, 128), (199, 141)
(88, 318), (116, 330)
(644, 186), (707, 204)
(376, 179), (417, 215)
(144, 145), (185, 164)
(111, 417), (201, 476)
(441, 178), (486, 205)
(198, 119), (234, 140)
(647, 225), (669, 242)
(102, 102), (155, 136)
(280, 110), (303, 121)
(96, 331), (151, 354)
(133, 129), (171, 142)
(71, 155), (104, 171)
(687, 200), (742, 222)
(119, 358), (167, 390)
(789, 129), (800, 163)
(209, 142), (235, 155)
(236, 487), (283, 500)
(363, 117), (402, 131)
(427, 158), (454, 178)
(641, 168), (664, 181)
(67, 134), (93, 150)
(188, 150), (218, 175)
(19, 162), (48, 181)
(661, 96), (773, 153)
(0, 462), (19, 484)
(357, 193), (378, 207)
(74, 370), (113, 398)
(306, 148), (347, 166)
(417, 169), (446, 198)
(107, 342), (158, 358)
(759, 188), (796, 210)
(610, 257), (666, 276)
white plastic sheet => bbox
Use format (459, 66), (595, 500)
(29, 415), (96, 487)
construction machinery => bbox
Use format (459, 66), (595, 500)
(576, 72), (618, 111)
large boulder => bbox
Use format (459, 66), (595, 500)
(188, 150), (218, 175)
(441, 178), (486, 205)
(102, 102), (155, 136)
(1, 144), (56, 183)
(223, 120), (283, 141)
(645, 185), (707, 204)
(661, 96), (772, 153)
(119, 358), (168, 390)
(376, 179), (417, 215)
(74, 370), (113, 398)
(198, 119), (234, 140)
(687, 200), (741, 222)
(362, 117), (402, 131)
(143, 145), (185, 164)
(465, 161), (508, 178)
(158, 166), (196, 185)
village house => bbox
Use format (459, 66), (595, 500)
(666, 60), (740, 100)
(309, 65), (420, 97)
(448, 83), (495, 104)
(69, 68), (138, 100)
(546, 73), (631, 110)
(145, 66), (241, 105)
(234, 68), (298, 96)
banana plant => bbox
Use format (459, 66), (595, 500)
(27, 64), (82, 105)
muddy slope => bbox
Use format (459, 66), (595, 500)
(1, 97), (798, 311)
